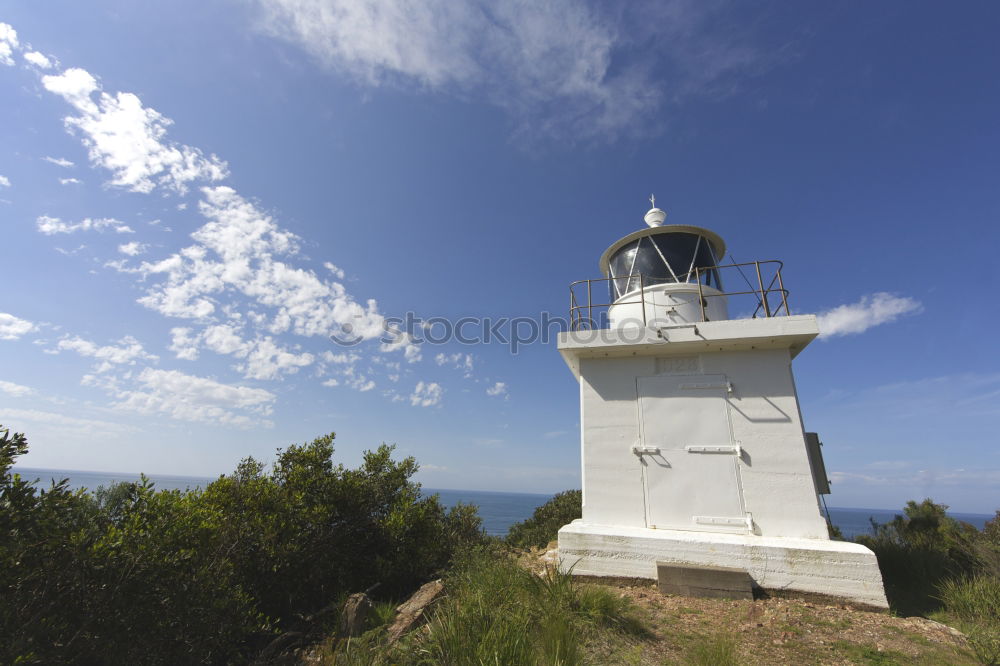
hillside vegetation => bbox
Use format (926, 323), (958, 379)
(0, 426), (481, 664)
(3, 423), (998, 664)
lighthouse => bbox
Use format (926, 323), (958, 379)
(556, 198), (888, 608)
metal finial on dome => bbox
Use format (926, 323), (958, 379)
(644, 193), (666, 227)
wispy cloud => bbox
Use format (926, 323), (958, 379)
(410, 381), (442, 407)
(24, 50), (53, 69)
(829, 467), (1000, 490)
(816, 292), (922, 338)
(54, 335), (158, 373)
(0, 380), (35, 397)
(129, 185), (418, 363)
(0, 407), (134, 438)
(435, 352), (473, 377)
(118, 241), (148, 256)
(0, 312), (35, 340)
(41, 67), (228, 194)
(0, 175), (10, 187)
(36, 215), (133, 235)
(20, 27), (488, 412)
(254, 0), (768, 143)
(486, 381), (508, 398)
(59, 177), (82, 185)
(0, 23), (18, 66)
(166, 323), (314, 380)
(89, 367), (276, 428)
(43, 156), (74, 168)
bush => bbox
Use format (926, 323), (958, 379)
(856, 498), (980, 616)
(506, 489), (582, 549)
(0, 426), (483, 664)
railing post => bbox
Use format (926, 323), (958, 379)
(587, 279), (593, 329)
(754, 261), (771, 317)
(697, 267), (707, 322)
(776, 268), (789, 315)
(570, 287), (575, 330)
(640, 274), (646, 327)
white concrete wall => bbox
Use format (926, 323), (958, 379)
(578, 347), (829, 539)
(559, 522), (888, 609)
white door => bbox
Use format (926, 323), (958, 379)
(636, 374), (747, 532)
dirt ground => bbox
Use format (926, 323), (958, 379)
(522, 544), (978, 665)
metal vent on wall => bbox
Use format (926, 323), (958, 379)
(804, 432), (831, 495)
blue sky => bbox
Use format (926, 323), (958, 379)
(1, 1), (998, 512)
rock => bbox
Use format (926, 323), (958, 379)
(903, 616), (967, 639)
(386, 579), (445, 644)
(340, 592), (375, 637)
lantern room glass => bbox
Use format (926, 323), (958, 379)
(606, 232), (723, 301)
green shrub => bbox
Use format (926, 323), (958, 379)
(506, 489), (581, 549)
(939, 575), (1000, 665)
(857, 498), (980, 615)
(0, 426), (483, 664)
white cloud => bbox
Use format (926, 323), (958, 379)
(321, 378), (340, 387)
(0, 175), (10, 187)
(0, 380), (35, 397)
(59, 177), (82, 185)
(166, 322), (314, 380)
(486, 381), (508, 397)
(410, 380), (442, 407)
(168, 327), (200, 360)
(323, 261), (345, 279)
(43, 156), (74, 168)
(816, 292), (922, 339)
(105, 367), (275, 428)
(118, 241), (149, 256)
(354, 378), (376, 392)
(0, 312), (35, 340)
(435, 352), (474, 376)
(0, 408), (133, 437)
(238, 337), (314, 380)
(56, 335), (158, 371)
(41, 67), (228, 194)
(0, 23), (18, 66)
(828, 468), (1000, 490)
(36, 215), (134, 235)
(341, 366), (376, 392)
(24, 50), (53, 69)
(254, 0), (764, 143)
(379, 329), (422, 363)
(321, 351), (358, 364)
(135, 187), (409, 364)
(201, 323), (251, 356)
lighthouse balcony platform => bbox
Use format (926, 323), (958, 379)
(569, 259), (791, 332)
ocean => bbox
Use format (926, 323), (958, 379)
(11, 467), (994, 539)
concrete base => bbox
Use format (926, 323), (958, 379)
(657, 562), (754, 600)
(558, 520), (888, 609)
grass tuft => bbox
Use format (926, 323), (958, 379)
(684, 632), (738, 666)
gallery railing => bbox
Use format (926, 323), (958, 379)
(569, 260), (790, 331)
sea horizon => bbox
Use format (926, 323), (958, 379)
(11, 466), (995, 539)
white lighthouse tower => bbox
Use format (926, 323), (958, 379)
(556, 198), (887, 608)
